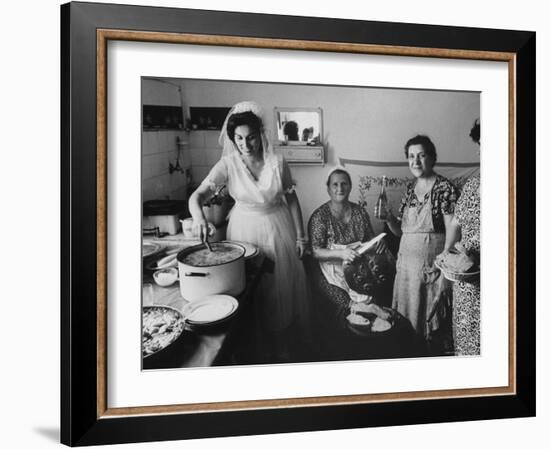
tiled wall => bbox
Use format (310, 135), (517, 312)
(188, 130), (222, 188)
(142, 129), (191, 202)
(142, 78), (191, 202)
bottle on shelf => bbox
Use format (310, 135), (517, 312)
(374, 175), (388, 220)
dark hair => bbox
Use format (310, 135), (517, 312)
(326, 169), (352, 187)
(283, 121), (299, 141)
(469, 119), (480, 144)
(226, 111), (263, 143)
(404, 135), (437, 166)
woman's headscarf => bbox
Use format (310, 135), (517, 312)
(218, 101), (276, 159)
(326, 165), (351, 185)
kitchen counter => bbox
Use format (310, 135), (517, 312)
(142, 249), (266, 370)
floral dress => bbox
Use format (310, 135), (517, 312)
(308, 202), (376, 326)
(392, 174), (458, 341)
(452, 175), (481, 355)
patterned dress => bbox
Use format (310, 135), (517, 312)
(308, 202), (375, 324)
(452, 175), (481, 355)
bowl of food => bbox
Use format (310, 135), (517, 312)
(435, 247), (480, 282)
(153, 267), (178, 287)
(142, 306), (185, 361)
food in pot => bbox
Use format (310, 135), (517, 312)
(142, 306), (184, 357)
(182, 244), (243, 267)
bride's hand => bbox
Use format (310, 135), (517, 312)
(296, 239), (307, 259)
(192, 216), (209, 242)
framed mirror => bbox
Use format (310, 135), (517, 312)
(275, 107), (323, 145)
(274, 107), (324, 163)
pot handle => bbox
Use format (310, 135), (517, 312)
(184, 272), (210, 277)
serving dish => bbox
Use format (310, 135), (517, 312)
(434, 259), (480, 282)
(142, 242), (162, 258)
(142, 306), (185, 358)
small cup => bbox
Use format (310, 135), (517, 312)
(180, 218), (216, 239)
(153, 268), (178, 287)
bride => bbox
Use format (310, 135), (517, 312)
(188, 101), (310, 360)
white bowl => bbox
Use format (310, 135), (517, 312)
(153, 268), (178, 287)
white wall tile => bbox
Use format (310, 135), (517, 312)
(168, 164), (185, 184)
(204, 148), (222, 165)
(142, 131), (159, 155)
(142, 154), (154, 179)
(142, 178), (156, 202)
(191, 166), (211, 185)
(155, 174), (171, 199)
(170, 186), (188, 202)
(148, 155), (162, 178)
(158, 131), (176, 153)
(182, 148), (192, 167)
(204, 130), (221, 148)
(189, 131), (205, 148)
(190, 147), (206, 165)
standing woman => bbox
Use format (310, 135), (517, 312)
(188, 101), (309, 359)
(444, 120), (481, 355)
(384, 135), (459, 346)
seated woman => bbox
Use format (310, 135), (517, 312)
(308, 167), (387, 331)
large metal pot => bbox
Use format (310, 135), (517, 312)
(177, 242), (246, 302)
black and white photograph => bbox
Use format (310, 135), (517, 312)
(51, 1), (539, 446)
(141, 77), (481, 369)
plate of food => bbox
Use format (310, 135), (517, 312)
(346, 302), (395, 336)
(142, 306), (185, 358)
(143, 242), (162, 259)
(435, 246), (480, 282)
(182, 294), (239, 327)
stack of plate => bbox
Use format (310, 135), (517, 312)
(224, 240), (259, 259)
(182, 294), (239, 327)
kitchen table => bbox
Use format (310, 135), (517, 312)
(142, 244), (265, 370)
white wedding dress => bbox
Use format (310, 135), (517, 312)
(200, 150), (309, 332)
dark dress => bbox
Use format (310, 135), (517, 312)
(452, 175), (481, 355)
(307, 201), (418, 360)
